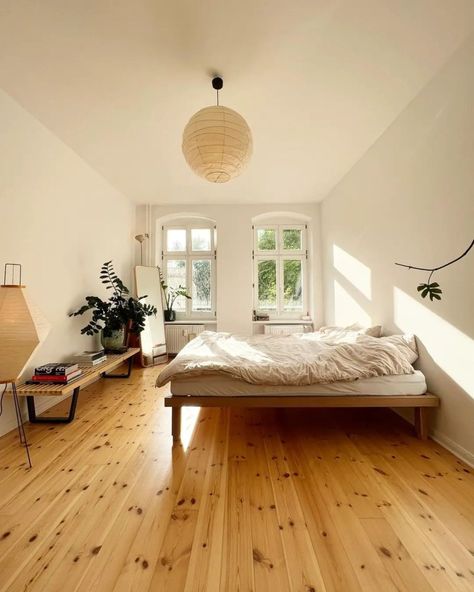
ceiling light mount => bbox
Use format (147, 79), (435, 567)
(212, 76), (223, 106)
(211, 76), (223, 91)
(182, 75), (253, 184)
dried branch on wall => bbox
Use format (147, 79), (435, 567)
(395, 239), (473, 301)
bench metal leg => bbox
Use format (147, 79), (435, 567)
(27, 387), (80, 424)
(172, 407), (181, 443)
(102, 356), (133, 379)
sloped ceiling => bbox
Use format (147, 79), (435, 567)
(0, 0), (473, 204)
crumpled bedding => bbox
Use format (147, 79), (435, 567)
(156, 331), (418, 387)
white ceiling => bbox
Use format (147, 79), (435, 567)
(0, 1), (473, 204)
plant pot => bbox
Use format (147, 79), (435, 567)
(101, 327), (126, 352)
(164, 309), (176, 322)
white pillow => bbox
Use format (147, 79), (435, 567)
(319, 324), (383, 338)
(380, 334), (418, 364)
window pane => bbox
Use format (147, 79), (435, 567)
(257, 259), (277, 310)
(191, 228), (211, 252)
(257, 228), (276, 251)
(282, 228), (302, 250)
(192, 260), (212, 312)
(283, 259), (303, 311)
(167, 229), (186, 252)
(166, 259), (187, 311)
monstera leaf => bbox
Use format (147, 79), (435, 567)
(417, 282), (443, 301)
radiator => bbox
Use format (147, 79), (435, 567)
(263, 324), (312, 336)
(165, 324), (206, 354)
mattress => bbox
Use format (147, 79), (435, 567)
(170, 370), (427, 397)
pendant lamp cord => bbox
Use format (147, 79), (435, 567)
(212, 76), (223, 106)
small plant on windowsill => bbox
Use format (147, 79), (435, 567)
(158, 268), (191, 322)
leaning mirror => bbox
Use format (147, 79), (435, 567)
(134, 266), (167, 366)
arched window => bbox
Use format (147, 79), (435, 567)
(253, 217), (309, 319)
(160, 218), (216, 319)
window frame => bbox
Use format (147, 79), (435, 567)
(162, 223), (216, 320)
(253, 223), (308, 319)
(254, 225), (278, 254)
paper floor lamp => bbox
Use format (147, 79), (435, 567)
(0, 264), (50, 467)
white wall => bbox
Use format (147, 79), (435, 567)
(320, 37), (474, 463)
(137, 203), (323, 335)
(0, 90), (135, 437)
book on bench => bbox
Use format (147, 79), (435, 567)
(71, 350), (107, 366)
(34, 363), (79, 376)
(31, 369), (83, 383)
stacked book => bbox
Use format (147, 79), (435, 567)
(71, 349), (107, 367)
(32, 363), (83, 384)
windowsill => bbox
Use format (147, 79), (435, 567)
(164, 320), (217, 325)
(252, 319), (313, 325)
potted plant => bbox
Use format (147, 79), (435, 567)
(70, 261), (157, 351)
(159, 268), (191, 322)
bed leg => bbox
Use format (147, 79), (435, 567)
(172, 406), (182, 443)
(415, 407), (429, 440)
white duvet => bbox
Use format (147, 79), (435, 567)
(156, 331), (418, 387)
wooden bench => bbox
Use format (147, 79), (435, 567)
(165, 392), (440, 441)
(16, 348), (140, 423)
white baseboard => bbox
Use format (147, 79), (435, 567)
(0, 394), (71, 438)
(0, 373), (106, 438)
(0, 414), (20, 438)
(34, 394), (70, 414)
(430, 430), (474, 468)
(3, 395), (473, 470)
(387, 409), (474, 468)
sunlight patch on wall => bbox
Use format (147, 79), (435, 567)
(333, 245), (371, 299)
(394, 287), (473, 396)
(334, 280), (372, 327)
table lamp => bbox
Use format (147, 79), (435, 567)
(0, 264), (50, 467)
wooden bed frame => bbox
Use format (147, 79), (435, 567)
(164, 392), (440, 442)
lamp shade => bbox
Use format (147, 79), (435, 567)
(182, 105), (252, 183)
(0, 286), (50, 383)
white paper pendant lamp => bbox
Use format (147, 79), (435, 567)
(182, 77), (252, 183)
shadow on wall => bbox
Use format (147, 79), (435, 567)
(327, 243), (474, 420)
(392, 288), (473, 396)
(392, 288), (474, 451)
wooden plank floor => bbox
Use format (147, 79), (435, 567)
(0, 365), (473, 592)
